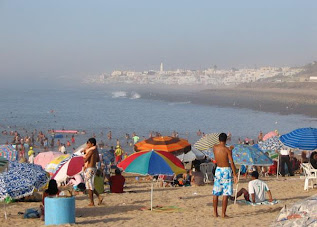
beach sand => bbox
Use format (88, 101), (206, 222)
(1, 175), (316, 227)
(130, 82), (317, 117)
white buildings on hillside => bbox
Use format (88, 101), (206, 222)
(87, 64), (305, 86)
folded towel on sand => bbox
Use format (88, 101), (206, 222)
(237, 200), (279, 206)
(141, 205), (183, 212)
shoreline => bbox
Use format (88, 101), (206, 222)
(135, 86), (317, 118)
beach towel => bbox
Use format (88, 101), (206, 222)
(237, 199), (279, 206)
(23, 208), (40, 219)
(140, 205), (183, 212)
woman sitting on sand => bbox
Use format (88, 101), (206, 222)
(41, 179), (60, 219)
(191, 166), (204, 186)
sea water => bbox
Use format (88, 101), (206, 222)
(0, 87), (316, 153)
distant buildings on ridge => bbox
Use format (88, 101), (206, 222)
(85, 63), (308, 86)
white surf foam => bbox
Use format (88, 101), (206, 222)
(112, 91), (127, 98)
(130, 91), (141, 99)
(168, 101), (191, 106)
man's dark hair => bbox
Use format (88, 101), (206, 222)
(219, 133), (227, 142)
(115, 168), (121, 175)
(87, 137), (96, 146)
(251, 171), (259, 179)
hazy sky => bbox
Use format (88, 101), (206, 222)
(1, 0), (317, 80)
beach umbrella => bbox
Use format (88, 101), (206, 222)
(177, 147), (206, 162)
(52, 155), (84, 184)
(0, 145), (19, 162)
(0, 157), (9, 173)
(134, 136), (191, 153)
(263, 131), (278, 141)
(280, 127), (317, 151)
(232, 144), (273, 166)
(256, 136), (285, 159)
(0, 162), (49, 201)
(205, 144), (273, 166)
(193, 133), (220, 151)
(45, 154), (70, 175)
(118, 150), (186, 210)
(34, 151), (62, 169)
(73, 143), (86, 155)
(99, 149), (115, 165)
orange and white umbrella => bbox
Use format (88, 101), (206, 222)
(134, 136), (191, 153)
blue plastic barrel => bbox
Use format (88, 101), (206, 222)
(45, 196), (75, 225)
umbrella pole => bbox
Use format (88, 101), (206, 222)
(277, 155), (279, 179)
(4, 203), (7, 219)
(234, 168), (240, 205)
(151, 181), (153, 211)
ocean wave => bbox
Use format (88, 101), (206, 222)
(168, 101), (191, 106)
(112, 91), (127, 98)
(130, 92), (141, 99)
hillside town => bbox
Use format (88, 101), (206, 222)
(83, 63), (313, 86)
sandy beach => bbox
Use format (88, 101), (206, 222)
(1, 175), (316, 227)
(136, 82), (317, 117)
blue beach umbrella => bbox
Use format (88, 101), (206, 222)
(280, 128), (317, 151)
(0, 162), (49, 201)
(99, 149), (114, 165)
(256, 136), (285, 159)
(205, 144), (273, 166)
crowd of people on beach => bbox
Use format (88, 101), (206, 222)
(2, 126), (316, 221)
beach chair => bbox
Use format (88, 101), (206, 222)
(200, 163), (215, 183)
(156, 174), (174, 188)
(301, 163), (317, 190)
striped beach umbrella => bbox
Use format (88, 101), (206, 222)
(118, 150), (185, 211)
(194, 133), (220, 151)
(134, 136), (191, 153)
(52, 155), (84, 184)
(45, 154), (70, 175)
(280, 128), (317, 151)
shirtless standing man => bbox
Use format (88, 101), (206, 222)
(212, 133), (238, 218)
(84, 138), (103, 206)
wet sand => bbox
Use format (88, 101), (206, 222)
(138, 85), (317, 118)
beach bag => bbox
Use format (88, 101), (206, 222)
(23, 208), (40, 219)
